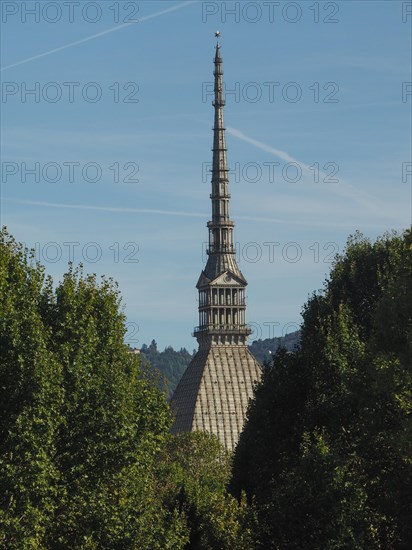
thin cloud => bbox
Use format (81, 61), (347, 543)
(1, 0), (198, 71)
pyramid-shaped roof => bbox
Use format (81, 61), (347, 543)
(171, 346), (261, 450)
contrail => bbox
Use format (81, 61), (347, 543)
(1, 0), (198, 71)
(227, 126), (390, 215)
(227, 127), (312, 172)
(4, 199), (385, 229)
(4, 198), (206, 218)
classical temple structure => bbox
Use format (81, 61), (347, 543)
(170, 38), (261, 451)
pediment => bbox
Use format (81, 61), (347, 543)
(209, 270), (246, 286)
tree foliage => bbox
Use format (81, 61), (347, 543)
(157, 431), (253, 549)
(231, 229), (412, 549)
(0, 228), (187, 549)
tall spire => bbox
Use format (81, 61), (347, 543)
(194, 35), (251, 348)
(207, 37), (236, 260)
(170, 36), (261, 450)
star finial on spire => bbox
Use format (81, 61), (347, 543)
(215, 30), (221, 42)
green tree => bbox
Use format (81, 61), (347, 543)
(0, 229), (187, 549)
(0, 230), (64, 547)
(232, 229), (412, 549)
(157, 432), (253, 549)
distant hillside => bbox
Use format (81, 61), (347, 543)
(248, 330), (301, 364)
(139, 340), (194, 399)
(140, 331), (301, 397)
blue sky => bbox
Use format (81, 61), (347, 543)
(1, 0), (411, 351)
